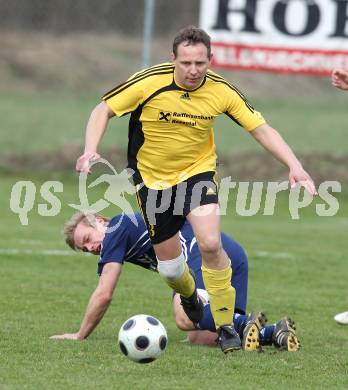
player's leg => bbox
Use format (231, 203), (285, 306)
(154, 237), (203, 324)
(187, 204), (240, 353)
(220, 237), (262, 351)
(173, 267), (299, 351)
(154, 233), (196, 298)
(182, 244), (263, 352)
(136, 183), (203, 323)
(271, 318), (300, 351)
(184, 226), (264, 351)
(185, 233), (249, 325)
(174, 290), (267, 351)
(221, 232), (248, 314)
(233, 313), (300, 351)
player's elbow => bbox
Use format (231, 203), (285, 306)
(94, 101), (114, 119)
(97, 291), (113, 306)
(175, 313), (194, 331)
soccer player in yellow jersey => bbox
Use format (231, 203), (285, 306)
(76, 26), (317, 354)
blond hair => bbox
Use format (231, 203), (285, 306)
(63, 211), (109, 251)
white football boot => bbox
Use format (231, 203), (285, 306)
(334, 311), (348, 325)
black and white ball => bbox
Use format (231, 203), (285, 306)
(118, 314), (168, 363)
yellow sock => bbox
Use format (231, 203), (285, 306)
(202, 263), (235, 329)
(163, 262), (195, 298)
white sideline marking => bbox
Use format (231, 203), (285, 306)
(0, 248), (296, 259)
(0, 248), (78, 256)
(253, 251), (296, 260)
(18, 239), (44, 245)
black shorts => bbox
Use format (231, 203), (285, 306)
(135, 171), (218, 244)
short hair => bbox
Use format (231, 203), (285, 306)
(172, 26), (211, 58)
(63, 211), (109, 251)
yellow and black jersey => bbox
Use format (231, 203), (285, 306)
(102, 62), (265, 189)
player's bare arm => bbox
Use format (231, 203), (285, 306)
(187, 330), (217, 346)
(76, 101), (115, 173)
(250, 123), (317, 196)
(331, 69), (348, 90)
(172, 293), (197, 331)
(173, 293), (218, 346)
(50, 262), (122, 340)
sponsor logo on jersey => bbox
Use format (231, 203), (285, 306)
(158, 111), (172, 122)
(158, 110), (214, 127)
(180, 92), (191, 100)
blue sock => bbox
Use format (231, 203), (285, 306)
(260, 325), (275, 345)
(233, 313), (275, 345)
(233, 313), (248, 336)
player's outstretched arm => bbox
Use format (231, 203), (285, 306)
(172, 294), (218, 346)
(250, 123), (317, 196)
(76, 101), (115, 173)
(331, 69), (348, 90)
(50, 262), (122, 340)
(187, 330), (217, 346)
(172, 293), (197, 331)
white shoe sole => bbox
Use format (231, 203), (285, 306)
(334, 311), (348, 325)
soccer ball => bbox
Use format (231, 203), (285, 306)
(118, 314), (168, 363)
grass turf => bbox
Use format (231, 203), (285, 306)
(0, 92), (347, 156)
(0, 174), (347, 389)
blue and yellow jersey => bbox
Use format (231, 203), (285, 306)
(98, 212), (199, 274)
(98, 212), (249, 323)
(97, 213), (156, 274)
(102, 63), (265, 189)
(97, 212), (247, 284)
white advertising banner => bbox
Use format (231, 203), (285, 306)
(200, 0), (348, 75)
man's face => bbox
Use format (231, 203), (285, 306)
(171, 42), (212, 90)
(73, 218), (107, 255)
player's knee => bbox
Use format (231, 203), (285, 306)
(157, 254), (185, 279)
(198, 235), (221, 256)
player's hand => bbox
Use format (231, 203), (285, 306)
(49, 332), (84, 340)
(289, 165), (317, 196)
(331, 69), (348, 90)
(76, 152), (101, 174)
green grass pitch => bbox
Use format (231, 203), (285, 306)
(0, 92), (347, 156)
(0, 175), (348, 389)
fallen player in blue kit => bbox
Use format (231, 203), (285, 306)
(50, 212), (300, 352)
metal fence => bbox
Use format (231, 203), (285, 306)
(0, 0), (332, 96)
(0, 0), (204, 91)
